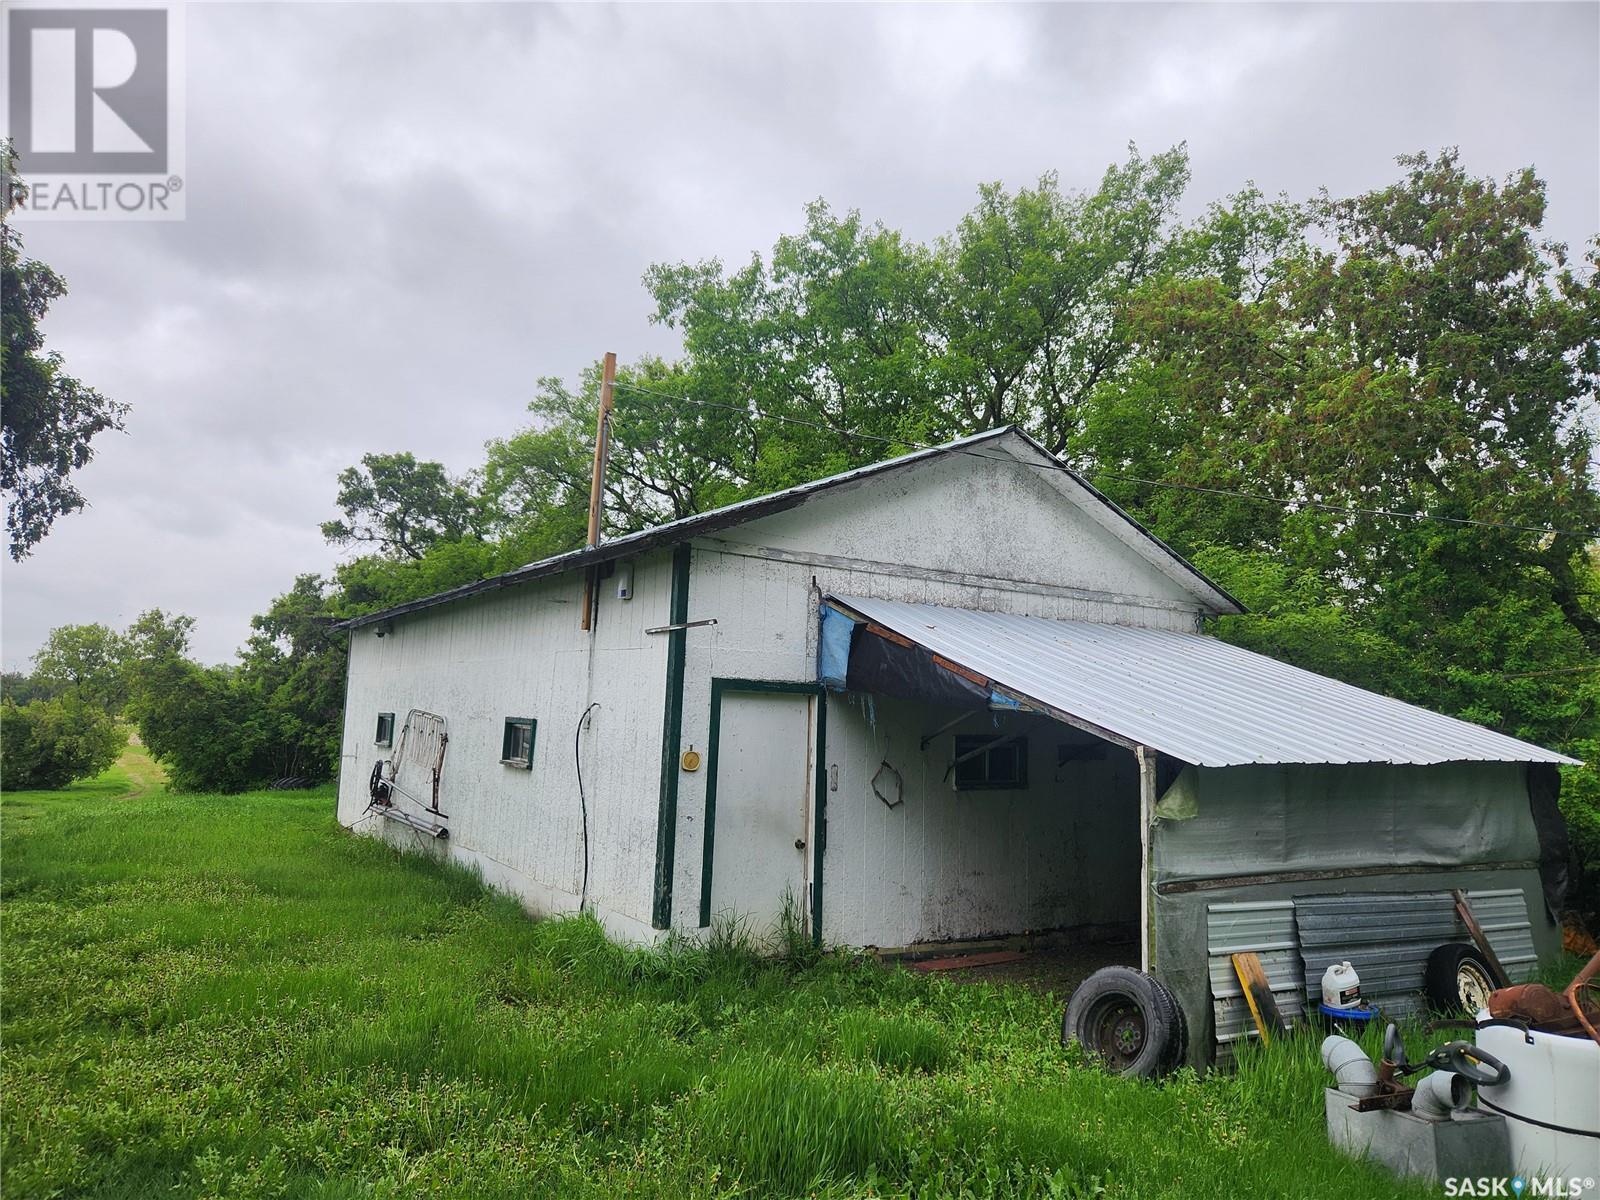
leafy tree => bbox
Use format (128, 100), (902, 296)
(0, 671), (64, 705)
(639, 145), (1193, 497)
(1, 145), (128, 559)
(238, 575), (348, 780)
(0, 695), (126, 789)
(127, 658), (267, 793)
(1088, 153), (1599, 640)
(31, 622), (127, 712)
(114, 591), (352, 792)
(119, 609), (261, 792)
(321, 452), (484, 560)
(1083, 155), (1599, 924)
(332, 539), (501, 616)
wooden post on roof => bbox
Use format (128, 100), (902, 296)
(581, 351), (617, 631)
(1137, 745), (1157, 973)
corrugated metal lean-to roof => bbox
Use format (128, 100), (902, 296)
(825, 595), (1578, 768)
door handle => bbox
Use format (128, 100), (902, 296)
(794, 838), (806, 850)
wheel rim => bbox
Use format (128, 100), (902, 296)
(1086, 996), (1146, 1071)
(1456, 961), (1494, 1012)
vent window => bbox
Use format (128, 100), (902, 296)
(501, 718), (536, 769)
(954, 734), (1028, 790)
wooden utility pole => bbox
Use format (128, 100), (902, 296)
(581, 351), (617, 631)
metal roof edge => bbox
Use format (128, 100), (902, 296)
(822, 594), (1581, 768)
(338, 427), (1022, 630)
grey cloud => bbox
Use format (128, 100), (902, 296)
(4, 1), (1595, 667)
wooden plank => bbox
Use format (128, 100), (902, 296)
(1231, 951), (1287, 1043)
(864, 622), (915, 649)
(910, 950), (1027, 973)
(695, 537), (1203, 614)
(931, 653), (989, 687)
(580, 350), (617, 631)
(1139, 746), (1157, 973)
(1157, 861), (1539, 896)
(1453, 889), (1514, 989)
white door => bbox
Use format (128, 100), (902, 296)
(709, 692), (814, 939)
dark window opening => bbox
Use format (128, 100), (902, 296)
(502, 718), (536, 769)
(954, 734), (1028, 790)
(375, 712), (395, 747)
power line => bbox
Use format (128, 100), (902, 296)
(1498, 664), (1600, 680)
(609, 378), (1600, 540)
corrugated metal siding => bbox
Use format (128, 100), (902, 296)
(1465, 889), (1539, 976)
(1206, 900), (1305, 1066)
(827, 595), (1576, 767)
(1294, 893), (1459, 1022)
(1207, 891), (1535, 1063)
(1294, 889), (1536, 1020)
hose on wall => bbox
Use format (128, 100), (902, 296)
(575, 702), (601, 911)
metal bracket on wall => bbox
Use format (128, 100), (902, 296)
(919, 707), (984, 750)
(646, 618), (718, 635)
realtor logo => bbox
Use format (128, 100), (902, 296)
(3, 2), (185, 220)
(9, 8), (167, 171)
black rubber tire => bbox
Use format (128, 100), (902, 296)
(1424, 942), (1498, 1014)
(1062, 966), (1186, 1079)
(1150, 976), (1190, 1073)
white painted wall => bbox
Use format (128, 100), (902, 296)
(669, 451), (1204, 940)
(709, 446), (1208, 630)
(818, 700), (1141, 947)
(337, 440), (1213, 946)
(336, 551), (677, 943)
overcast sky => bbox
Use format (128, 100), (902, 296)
(3, 1), (1597, 667)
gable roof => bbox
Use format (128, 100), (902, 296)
(340, 427), (1243, 629)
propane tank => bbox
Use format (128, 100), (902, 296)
(1322, 961), (1362, 1009)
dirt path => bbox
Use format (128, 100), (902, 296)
(113, 738), (168, 800)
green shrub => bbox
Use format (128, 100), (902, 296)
(0, 696), (126, 790)
(1559, 748), (1600, 933)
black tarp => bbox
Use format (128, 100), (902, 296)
(843, 623), (992, 709)
(1527, 761), (1572, 920)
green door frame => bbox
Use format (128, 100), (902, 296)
(651, 543), (692, 929)
(697, 677), (829, 945)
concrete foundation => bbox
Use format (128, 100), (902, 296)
(1324, 1087), (1510, 1183)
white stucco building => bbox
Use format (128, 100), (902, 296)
(336, 428), (1573, 1062)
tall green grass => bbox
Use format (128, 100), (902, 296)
(2, 747), (1447, 1198)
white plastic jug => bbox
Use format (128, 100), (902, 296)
(1322, 961), (1362, 1008)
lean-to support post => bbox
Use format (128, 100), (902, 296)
(580, 350), (617, 631)
(1136, 744), (1157, 974)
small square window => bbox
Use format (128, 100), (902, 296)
(375, 712), (395, 747)
(502, 718), (536, 769)
(954, 734), (1028, 790)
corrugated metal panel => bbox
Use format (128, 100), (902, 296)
(827, 595), (1576, 767)
(1294, 890), (1536, 1018)
(1207, 890), (1535, 1064)
(1206, 901), (1305, 1066)
(1460, 889), (1538, 975)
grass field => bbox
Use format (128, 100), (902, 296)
(2, 745), (1476, 1198)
